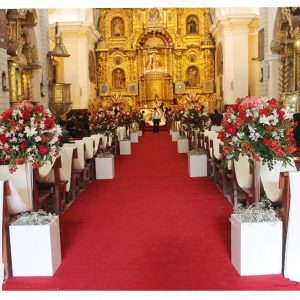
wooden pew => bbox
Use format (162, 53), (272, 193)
(37, 156), (68, 215)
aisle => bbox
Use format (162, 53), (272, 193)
(4, 132), (300, 290)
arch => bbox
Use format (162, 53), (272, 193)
(111, 16), (124, 38)
(216, 43), (223, 76)
(112, 68), (125, 89)
(186, 14), (199, 35)
(186, 66), (199, 86)
(135, 29), (174, 49)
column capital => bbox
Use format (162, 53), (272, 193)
(210, 15), (258, 38)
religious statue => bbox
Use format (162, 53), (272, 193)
(112, 18), (123, 37)
(187, 67), (198, 86)
(187, 17), (197, 34)
(146, 52), (161, 71)
(113, 69), (125, 88)
(149, 8), (160, 22)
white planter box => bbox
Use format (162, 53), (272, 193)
(95, 156), (115, 179)
(130, 132), (139, 143)
(177, 138), (189, 153)
(9, 216), (61, 276)
(169, 129), (172, 135)
(138, 130), (142, 136)
(171, 131), (179, 142)
(120, 140), (131, 155)
(231, 215), (282, 276)
(188, 154), (207, 177)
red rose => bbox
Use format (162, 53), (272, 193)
(278, 109), (285, 120)
(239, 112), (248, 121)
(32, 161), (40, 168)
(263, 138), (273, 147)
(269, 98), (277, 105)
(0, 134), (8, 144)
(44, 118), (54, 129)
(22, 110), (32, 120)
(218, 131), (226, 141)
(19, 142), (28, 150)
(227, 125), (237, 136)
(261, 108), (270, 116)
(36, 104), (44, 113)
(1, 110), (12, 120)
(38, 146), (49, 155)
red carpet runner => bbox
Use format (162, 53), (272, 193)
(4, 132), (300, 290)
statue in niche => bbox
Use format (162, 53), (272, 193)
(149, 8), (160, 22)
(146, 52), (161, 71)
(187, 67), (199, 86)
(112, 17), (124, 37)
(187, 16), (198, 34)
(113, 69), (125, 89)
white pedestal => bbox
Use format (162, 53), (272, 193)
(120, 140), (131, 155)
(130, 132), (139, 143)
(171, 131), (179, 142)
(169, 129), (172, 135)
(188, 154), (207, 177)
(9, 216), (61, 276)
(95, 157), (115, 179)
(177, 138), (189, 153)
(138, 130), (142, 136)
(231, 215), (282, 276)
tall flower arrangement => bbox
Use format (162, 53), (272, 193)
(218, 96), (295, 170)
(0, 100), (62, 173)
(116, 110), (133, 128)
(181, 108), (209, 132)
(90, 109), (117, 136)
(171, 108), (185, 122)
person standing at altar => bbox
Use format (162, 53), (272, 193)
(152, 107), (161, 133)
(139, 110), (146, 134)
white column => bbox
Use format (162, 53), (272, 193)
(211, 15), (257, 105)
(50, 21), (100, 109)
(0, 49), (9, 112)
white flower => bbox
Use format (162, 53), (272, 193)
(259, 115), (270, 125)
(35, 136), (42, 142)
(24, 126), (37, 137)
(237, 131), (245, 139)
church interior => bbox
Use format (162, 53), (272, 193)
(1, 6), (300, 297)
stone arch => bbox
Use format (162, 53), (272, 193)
(186, 14), (199, 35)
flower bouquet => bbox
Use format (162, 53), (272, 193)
(218, 96), (295, 170)
(90, 109), (117, 137)
(181, 108), (209, 132)
(0, 100), (62, 173)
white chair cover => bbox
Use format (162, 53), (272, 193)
(208, 131), (218, 158)
(91, 134), (101, 155)
(284, 171), (300, 282)
(83, 137), (94, 159)
(64, 142), (84, 170)
(260, 159), (296, 202)
(234, 155), (252, 190)
(213, 137), (223, 160)
(0, 163), (33, 214)
(59, 147), (74, 192)
(38, 156), (57, 181)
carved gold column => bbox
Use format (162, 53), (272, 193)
(9, 63), (17, 103)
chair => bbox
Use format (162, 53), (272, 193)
(37, 156), (68, 215)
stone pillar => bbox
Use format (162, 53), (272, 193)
(211, 15), (257, 105)
(50, 21), (100, 109)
